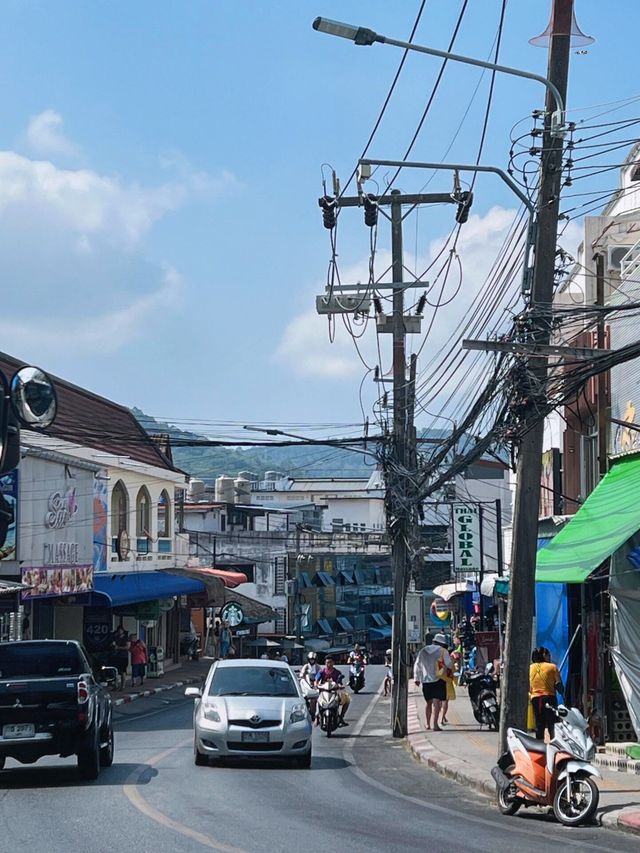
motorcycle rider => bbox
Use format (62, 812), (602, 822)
(316, 656), (350, 727)
(348, 643), (364, 665)
(299, 651), (321, 720)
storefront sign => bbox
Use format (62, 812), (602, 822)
(83, 607), (112, 651)
(45, 487), (78, 530)
(221, 602), (244, 627)
(43, 542), (80, 565)
(136, 601), (160, 621)
(452, 504), (482, 573)
(0, 470), (18, 562)
(21, 565), (93, 599)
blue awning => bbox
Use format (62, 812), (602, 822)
(313, 572), (335, 587)
(371, 613), (387, 627)
(369, 626), (392, 640)
(93, 571), (205, 607)
(316, 618), (333, 635)
(336, 616), (354, 632)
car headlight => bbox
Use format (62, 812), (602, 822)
(290, 702), (308, 723)
(202, 703), (221, 722)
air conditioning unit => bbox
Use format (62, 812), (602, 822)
(285, 579), (298, 597)
(607, 244), (633, 273)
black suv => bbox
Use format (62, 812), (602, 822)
(0, 640), (115, 779)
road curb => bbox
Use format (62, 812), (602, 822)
(406, 691), (640, 836)
(113, 675), (203, 707)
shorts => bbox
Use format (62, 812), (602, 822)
(422, 680), (447, 702)
(132, 663), (146, 678)
(113, 654), (128, 675)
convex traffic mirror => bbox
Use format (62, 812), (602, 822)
(10, 366), (57, 429)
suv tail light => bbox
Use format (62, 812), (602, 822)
(77, 679), (89, 704)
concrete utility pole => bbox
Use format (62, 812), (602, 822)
(499, 0), (575, 753)
(595, 252), (609, 480)
(316, 188), (456, 738)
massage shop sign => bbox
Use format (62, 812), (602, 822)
(21, 457), (94, 599)
(452, 503), (482, 574)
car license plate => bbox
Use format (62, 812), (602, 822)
(241, 731), (269, 743)
(3, 723), (35, 739)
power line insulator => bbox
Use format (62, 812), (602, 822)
(319, 195), (337, 229)
(455, 191), (474, 224)
(363, 193), (378, 227)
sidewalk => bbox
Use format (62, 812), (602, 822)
(110, 657), (212, 707)
(407, 683), (640, 838)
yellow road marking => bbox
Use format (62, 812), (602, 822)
(122, 737), (250, 853)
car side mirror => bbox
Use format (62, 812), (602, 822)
(185, 687), (202, 698)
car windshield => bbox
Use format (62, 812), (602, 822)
(0, 643), (85, 679)
(209, 666), (298, 697)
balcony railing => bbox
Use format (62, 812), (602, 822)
(620, 240), (640, 282)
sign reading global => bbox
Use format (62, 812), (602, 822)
(220, 601), (244, 627)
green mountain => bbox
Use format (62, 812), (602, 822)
(132, 408), (373, 480)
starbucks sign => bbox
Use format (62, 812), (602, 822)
(220, 602), (244, 627)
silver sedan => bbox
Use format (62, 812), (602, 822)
(186, 659), (313, 768)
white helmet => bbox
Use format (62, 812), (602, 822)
(386, 649), (392, 655)
(307, 651), (317, 662)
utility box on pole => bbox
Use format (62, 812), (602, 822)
(406, 591), (424, 646)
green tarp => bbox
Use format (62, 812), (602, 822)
(536, 455), (640, 583)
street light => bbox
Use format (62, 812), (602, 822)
(312, 16), (565, 135)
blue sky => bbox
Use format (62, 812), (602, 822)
(0, 1), (635, 434)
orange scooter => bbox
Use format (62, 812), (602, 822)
(492, 704), (601, 827)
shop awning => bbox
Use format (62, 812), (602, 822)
(194, 567), (248, 588)
(223, 588), (277, 624)
(432, 580), (476, 601)
(93, 571), (205, 607)
(369, 626), (392, 640)
(313, 572), (335, 587)
(316, 618), (333, 635)
(0, 580), (31, 597)
(371, 613), (388, 627)
(480, 574), (509, 597)
(336, 616), (354, 632)
(536, 455), (640, 583)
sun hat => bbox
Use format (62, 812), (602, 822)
(433, 632), (448, 646)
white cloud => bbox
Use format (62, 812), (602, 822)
(0, 267), (183, 356)
(275, 206), (520, 379)
(0, 150), (235, 249)
(26, 110), (80, 159)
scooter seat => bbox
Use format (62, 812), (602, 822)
(511, 729), (546, 753)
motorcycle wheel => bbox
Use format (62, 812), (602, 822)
(553, 775), (599, 826)
(487, 708), (499, 731)
(496, 769), (521, 816)
(326, 713), (335, 738)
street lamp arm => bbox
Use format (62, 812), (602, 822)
(359, 159), (534, 213)
(312, 17), (565, 117)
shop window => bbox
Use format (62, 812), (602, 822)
(157, 489), (171, 538)
(136, 486), (151, 537)
(111, 481), (129, 537)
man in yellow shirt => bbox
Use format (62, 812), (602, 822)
(529, 646), (564, 740)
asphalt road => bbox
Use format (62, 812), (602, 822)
(0, 666), (634, 853)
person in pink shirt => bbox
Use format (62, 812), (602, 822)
(130, 634), (148, 687)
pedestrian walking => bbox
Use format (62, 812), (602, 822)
(130, 634), (148, 687)
(413, 632), (451, 731)
(438, 646), (456, 724)
(529, 646), (564, 740)
(219, 622), (232, 659)
(111, 624), (130, 690)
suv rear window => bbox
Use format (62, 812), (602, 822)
(0, 643), (85, 679)
(209, 666), (298, 697)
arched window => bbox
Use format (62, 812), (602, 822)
(136, 486), (151, 537)
(157, 489), (171, 538)
(111, 481), (129, 537)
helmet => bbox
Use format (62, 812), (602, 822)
(307, 651), (317, 662)
(386, 649), (392, 655)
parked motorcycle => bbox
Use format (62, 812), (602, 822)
(492, 704), (601, 826)
(317, 680), (341, 737)
(349, 661), (365, 693)
(467, 662), (499, 731)
(180, 634), (201, 661)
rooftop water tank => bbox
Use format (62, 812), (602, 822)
(237, 471), (259, 482)
(187, 479), (206, 503)
(215, 475), (236, 504)
(264, 471), (285, 482)
(234, 478), (252, 505)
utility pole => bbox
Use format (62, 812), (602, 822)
(499, 0), (575, 753)
(595, 252), (608, 479)
(390, 189), (410, 738)
(316, 187), (457, 738)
